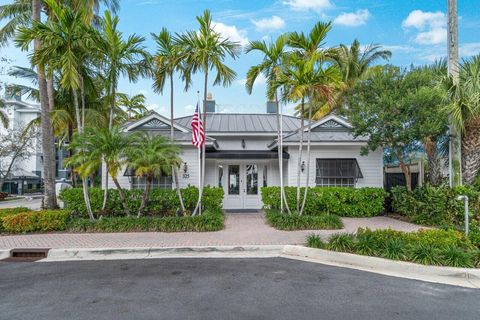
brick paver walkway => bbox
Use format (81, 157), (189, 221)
(0, 213), (424, 249)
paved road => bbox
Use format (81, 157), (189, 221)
(0, 258), (478, 320)
(0, 197), (43, 210)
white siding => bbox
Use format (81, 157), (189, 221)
(287, 145), (383, 188)
(213, 137), (274, 150)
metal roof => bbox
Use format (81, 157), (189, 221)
(281, 131), (368, 143)
(175, 113), (303, 133)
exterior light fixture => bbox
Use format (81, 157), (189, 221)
(301, 161), (305, 173)
(183, 162), (188, 173)
(241, 139), (246, 149)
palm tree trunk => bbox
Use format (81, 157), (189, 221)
(170, 74), (186, 214)
(103, 83), (116, 211)
(192, 67), (209, 216)
(72, 89), (81, 131)
(276, 92), (291, 215)
(82, 177), (95, 220)
(462, 118), (480, 185)
(33, 0), (57, 209)
(397, 151), (412, 191)
(296, 98), (305, 213)
(424, 136), (443, 186)
(300, 100), (313, 216)
(112, 177), (130, 216)
(138, 176), (152, 217)
(47, 76), (55, 112)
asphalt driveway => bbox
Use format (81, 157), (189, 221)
(0, 257), (478, 320)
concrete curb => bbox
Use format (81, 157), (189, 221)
(281, 245), (480, 289)
(43, 245), (284, 262)
(0, 249), (11, 260)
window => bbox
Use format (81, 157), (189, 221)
(228, 165), (240, 195)
(218, 165), (224, 188)
(131, 175), (172, 190)
(316, 159), (363, 187)
(246, 164), (258, 195)
(263, 165), (268, 187)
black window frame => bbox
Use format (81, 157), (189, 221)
(315, 158), (363, 187)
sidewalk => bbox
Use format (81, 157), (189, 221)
(0, 214), (424, 250)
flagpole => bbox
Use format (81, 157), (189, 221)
(197, 91), (202, 216)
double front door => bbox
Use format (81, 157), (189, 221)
(220, 163), (266, 210)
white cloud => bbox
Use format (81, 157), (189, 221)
(252, 16), (285, 31)
(212, 21), (249, 46)
(235, 73), (267, 87)
(184, 104), (195, 113)
(283, 0), (333, 12)
(402, 10), (446, 45)
(333, 9), (370, 27)
(460, 42), (480, 57)
(148, 103), (166, 114)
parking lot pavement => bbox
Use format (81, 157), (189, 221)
(0, 197), (43, 210)
(0, 257), (478, 320)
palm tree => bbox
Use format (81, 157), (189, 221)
(176, 10), (240, 215)
(126, 133), (182, 217)
(66, 126), (132, 216)
(245, 35), (292, 214)
(116, 93), (148, 120)
(152, 27), (188, 214)
(0, 0), (30, 47)
(272, 53), (341, 215)
(0, 98), (9, 128)
(448, 55), (480, 184)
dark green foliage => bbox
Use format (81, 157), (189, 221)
(261, 186), (386, 217)
(306, 234), (325, 249)
(307, 227), (479, 268)
(60, 186), (224, 218)
(68, 209), (224, 233)
(265, 210), (343, 230)
(1, 210), (71, 233)
(391, 185), (480, 227)
(327, 233), (356, 252)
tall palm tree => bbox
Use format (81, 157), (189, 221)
(448, 55), (480, 184)
(0, 98), (9, 128)
(272, 52), (341, 215)
(152, 27), (188, 214)
(116, 93), (148, 120)
(126, 133), (182, 217)
(245, 34), (292, 214)
(176, 10), (240, 215)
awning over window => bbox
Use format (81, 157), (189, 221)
(205, 150), (290, 160)
(316, 158), (363, 179)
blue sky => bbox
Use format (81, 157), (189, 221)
(1, 0), (479, 117)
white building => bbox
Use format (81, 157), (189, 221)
(102, 98), (383, 210)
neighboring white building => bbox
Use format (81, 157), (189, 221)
(102, 98), (384, 210)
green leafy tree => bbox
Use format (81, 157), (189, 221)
(126, 133), (182, 217)
(176, 9), (240, 215)
(116, 93), (148, 120)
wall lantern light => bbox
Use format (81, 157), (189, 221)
(183, 162), (188, 173)
(241, 139), (246, 149)
(301, 161), (305, 173)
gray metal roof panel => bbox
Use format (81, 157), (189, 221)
(282, 131), (368, 142)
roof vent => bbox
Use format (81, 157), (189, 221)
(266, 101), (278, 114)
(206, 92), (215, 113)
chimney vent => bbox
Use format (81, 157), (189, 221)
(206, 92), (215, 113)
(266, 101), (278, 114)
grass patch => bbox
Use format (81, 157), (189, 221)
(306, 228), (480, 268)
(265, 210), (343, 231)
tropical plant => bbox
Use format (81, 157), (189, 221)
(116, 93), (148, 120)
(152, 27), (187, 214)
(126, 133), (182, 217)
(176, 9), (240, 215)
(447, 55), (480, 185)
(0, 97), (8, 128)
(245, 34), (291, 214)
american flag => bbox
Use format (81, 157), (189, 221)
(191, 103), (205, 148)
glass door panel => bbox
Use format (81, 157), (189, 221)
(246, 164), (258, 195)
(228, 165), (240, 195)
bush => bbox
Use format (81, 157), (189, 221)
(0, 207), (31, 232)
(265, 209), (343, 230)
(0, 192), (7, 200)
(60, 186), (224, 218)
(391, 185), (480, 227)
(68, 209), (224, 233)
(307, 227), (480, 268)
(261, 186), (386, 217)
(1, 210), (70, 233)
(306, 234), (325, 249)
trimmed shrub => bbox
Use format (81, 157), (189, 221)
(306, 234), (325, 249)
(391, 185), (480, 227)
(307, 227), (479, 268)
(1, 210), (70, 233)
(265, 209), (343, 230)
(60, 186), (224, 218)
(261, 186), (386, 217)
(68, 209), (224, 233)
(0, 207), (31, 232)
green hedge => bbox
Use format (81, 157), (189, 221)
(307, 228), (480, 268)
(68, 209), (224, 232)
(60, 186), (224, 217)
(1, 210), (71, 233)
(261, 186), (387, 217)
(0, 207), (31, 232)
(391, 186), (480, 227)
(265, 209), (343, 230)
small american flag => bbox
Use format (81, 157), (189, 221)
(191, 103), (205, 148)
